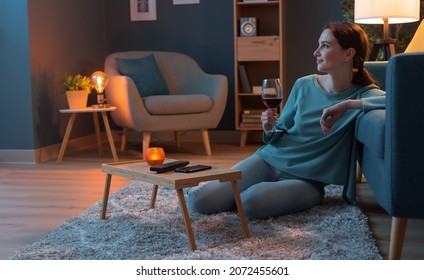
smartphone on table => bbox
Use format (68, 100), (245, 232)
(175, 165), (211, 173)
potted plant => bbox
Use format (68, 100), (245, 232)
(62, 73), (92, 109)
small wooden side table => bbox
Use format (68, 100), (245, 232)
(57, 106), (119, 164)
(100, 159), (250, 251)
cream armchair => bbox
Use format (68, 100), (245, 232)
(104, 51), (228, 157)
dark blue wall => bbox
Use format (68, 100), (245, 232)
(28, 0), (107, 148)
(286, 0), (344, 90)
(0, 0), (34, 149)
(0, 0), (344, 151)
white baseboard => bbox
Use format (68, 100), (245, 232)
(0, 130), (262, 164)
(0, 149), (38, 164)
(0, 134), (101, 164)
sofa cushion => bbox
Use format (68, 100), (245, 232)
(143, 94), (213, 115)
(356, 109), (385, 158)
(115, 54), (170, 97)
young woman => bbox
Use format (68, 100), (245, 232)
(185, 22), (386, 219)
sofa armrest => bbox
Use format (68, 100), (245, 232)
(106, 75), (150, 130)
(385, 53), (424, 217)
(187, 73), (228, 125)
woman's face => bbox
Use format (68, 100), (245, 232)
(313, 28), (352, 74)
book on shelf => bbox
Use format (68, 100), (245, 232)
(238, 65), (252, 93)
(239, 122), (262, 129)
(242, 109), (263, 115)
(242, 117), (261, 123)
(242, 113), (261, 121)
(240, 108), (262, 128)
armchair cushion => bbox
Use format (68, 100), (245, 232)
(115, 54), (169, 97)
(356, 109), (385, 159)
(143, 94), (213, 115)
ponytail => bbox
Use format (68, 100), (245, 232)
(352, 61), (377, 86)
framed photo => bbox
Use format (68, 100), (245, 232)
(173, 0), (200, 4)
(130, 0), (156, 21)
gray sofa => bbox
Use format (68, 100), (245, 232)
(104, 51), (228, 157)
(357, 52), (424, 259)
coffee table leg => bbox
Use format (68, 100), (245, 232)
(176, 189), (197, 251)
(150, 184), (158, 208)
(101, 173), (112, 220)
(231, 181), (250, 238)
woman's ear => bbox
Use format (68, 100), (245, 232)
(345, 48), (356, 61)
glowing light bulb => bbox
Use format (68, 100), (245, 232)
(90, 71), (109, 107)
(96, 76), (103, 93)
(91, 71), (108, 93)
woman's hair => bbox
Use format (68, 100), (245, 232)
(324, 22), (377, 86)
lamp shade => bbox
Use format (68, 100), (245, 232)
(405, 20), (424, 53)
(355, 0), (420, 24)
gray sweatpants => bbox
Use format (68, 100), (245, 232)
(185, 154), (326, 219)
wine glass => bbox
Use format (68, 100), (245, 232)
(261, 78), (283, 132)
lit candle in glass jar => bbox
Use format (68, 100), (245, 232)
(145, 147), (165, 166)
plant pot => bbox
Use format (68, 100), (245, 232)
(66, 90), (89, 109)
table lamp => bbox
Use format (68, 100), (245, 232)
(91, 71), (109, 108)
(354, 0), (420, 60)
(405, 19), (424, 53)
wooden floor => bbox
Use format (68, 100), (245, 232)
(0, 141), (423, 260)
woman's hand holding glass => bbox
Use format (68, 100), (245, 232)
(261, 78), (283, 134)
(261, 109), (279, 136)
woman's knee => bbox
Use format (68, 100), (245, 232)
(185, 181), (235, 214)
(242, 197), (270, 219)
(240, 183), (276, 219)
(240, 181), (325, 219)
(186, 191), (214, 214)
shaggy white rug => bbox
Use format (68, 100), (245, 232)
(9, 182), (382, 260)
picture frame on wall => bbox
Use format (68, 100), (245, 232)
(130, 0), (157, 21)
(173, 0), (200, 4)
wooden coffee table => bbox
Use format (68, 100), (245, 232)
(100, 159), (250, 250)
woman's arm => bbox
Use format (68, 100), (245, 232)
(320, 89), (386, 134)
(320, 99), (362, 134)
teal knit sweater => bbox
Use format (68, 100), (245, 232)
(255, 74), (385, 203)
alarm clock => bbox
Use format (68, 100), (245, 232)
(240, 17), (257, 37)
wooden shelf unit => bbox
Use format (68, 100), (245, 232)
(233, 0), (286, 146)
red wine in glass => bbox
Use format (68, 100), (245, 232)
(262, 97), (282, 109)
(261, 78), (283, 132)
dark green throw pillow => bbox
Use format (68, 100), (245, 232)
(115, 54), (169, 97)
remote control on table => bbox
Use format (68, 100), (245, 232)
(149, 160), (189, 173)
